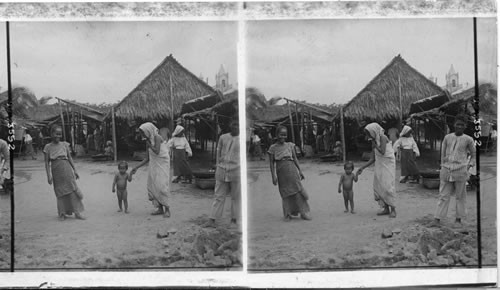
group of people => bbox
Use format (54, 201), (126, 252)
(267, 113), (476, 226)
(44, 118), (241, 229)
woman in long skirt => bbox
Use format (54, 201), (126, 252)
(167, 125), (193, 184)
(131, 122), (171, 217)
(393, 125), (420, 183)
(44, 125), (85, 221)
(268, 126), (311, 221)
(357, 123), (397, 218)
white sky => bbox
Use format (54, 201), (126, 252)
(1, 21), (237, 104)
(0, 19), (497, 106)
(247, 18), (497, 105)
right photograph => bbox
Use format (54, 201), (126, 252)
(246, 18), (497, 270)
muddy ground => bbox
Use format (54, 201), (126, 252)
(14, 153), (241, 269)
(247, 154), (496, 270)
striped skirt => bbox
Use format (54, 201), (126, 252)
(51, 159), (84, 215)
(276, 160), (310, 217)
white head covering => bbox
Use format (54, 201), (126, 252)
(173, 125), (185, 137)
(364, 123), (385, 147)
(139, 122), (159, 147)
(400, 125), (412, 137)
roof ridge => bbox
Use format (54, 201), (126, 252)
(114, 54), (216, 111)
(343, 54), (445, 111)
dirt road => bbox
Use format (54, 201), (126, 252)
(248, 155), (496, 270)
(14, 154), (241, 269)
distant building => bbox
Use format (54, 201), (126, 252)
(428, 64), (467, 94)
(199, 64), (233, 93)
(445, 65), (463, 93)
(428, 73), (438, 85)
(215, 64), (232, 93)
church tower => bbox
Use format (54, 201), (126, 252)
(445, 65), (461, 93)
(215, 64), (230, 92)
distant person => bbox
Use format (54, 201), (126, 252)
(268, 125), (311, 222)
(44, 125), (85, 221)
(203, 119), (241, 229)
(393, 125), (420, 183)
(490, 125), (497, 153)
(104, 140), (114, 159)
(167, 125), (193, 184)
(357, 123), (397, 218)
(323, 126), (331, 153)
(333, 141), (343, 160)
(0, 138), (11, 195)
(23, 130), (36, 160)
(429, 114), (476, 228)
(338, 161), (358, 214)
(112, 161), (133, 213)
(131, 122), (171, 217)
(94, 126), (102, 153)
(251, 131), (264, 160)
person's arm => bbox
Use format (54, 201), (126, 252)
(112, 174), (117, 192)
(127, 172), (133, 182)
(269, 152), (277, 185)
(44, 151), (52, 185)
(185, 138), (193, 157)
(66, 143), (79, 179)
(131, 152), (150, 174)
(440, 135), (448, 166)
(1, 142), (9, 168)
(216, 136), (224, 165)
(338, 174), (343, 193)
(353, 172), (358, 182)
(291, 144), (304, 180)
(357, 150), (375, 175)
(147, 135), (162, 155)
(412, 138), (420, 157)
(468, 137), (476, 168)
(377, 136), (387, 155)
(392, 139), (401, 153)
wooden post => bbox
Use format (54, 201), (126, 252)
(398, 75), (403, 128)
(169, 74), (174, 132)
(287, 100), (296, 144)
(111, 106), (117, 162)
(340, 106), (346, 163)
(58, 100), (66, 141)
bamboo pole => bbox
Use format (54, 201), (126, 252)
(287, 100), (296, 144)
(169, 74), (174, 132)
(58, 100), (66, 141)
(340, 106), (346, 163)
(398, 75), (403, 128)
(111, 106), (117, 162)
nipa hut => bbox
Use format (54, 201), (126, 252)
(107, 54), (218, 156)
(340, 54), (447, 154)
(410, 83), (497, 152)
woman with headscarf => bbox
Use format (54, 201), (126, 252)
(357, 123), (397, 218)
(131, 122), (171, 217)
(393, 125), (420, 183)
(167, 125), (193, 183)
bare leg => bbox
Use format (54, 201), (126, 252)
(349, 191), (355, 214)
(343, 191), (349, 212)
(117, 191), (123, 212)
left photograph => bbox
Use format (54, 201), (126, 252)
(0, 22), (12, 271)
(12, 21), (241, 270)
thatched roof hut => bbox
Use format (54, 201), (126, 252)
(343, 54), (446, 122)
(114, 54), (217, 121)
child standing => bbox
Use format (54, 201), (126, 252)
(338, 161), (358, 213)
(112, 161), (133, 213)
